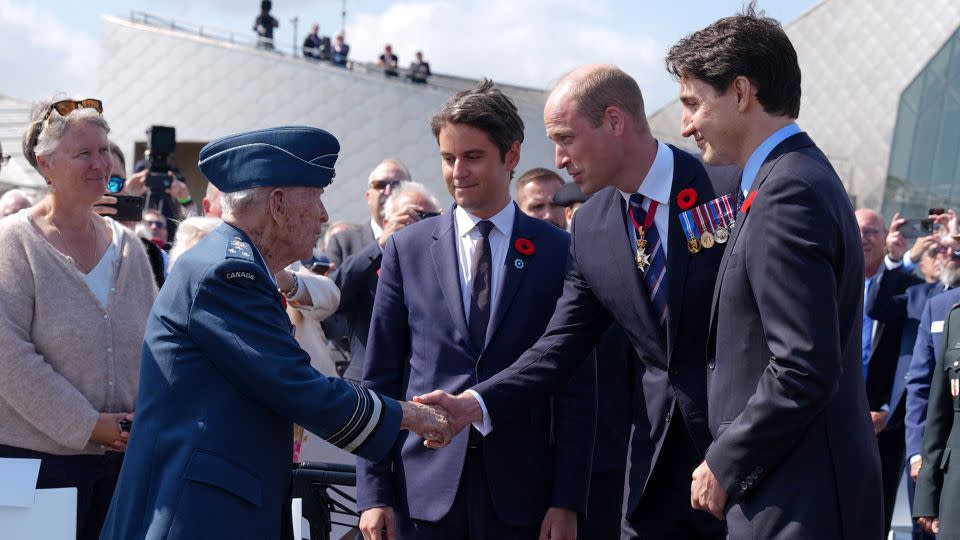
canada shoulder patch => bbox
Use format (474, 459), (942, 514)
(224, 270), (256, 282)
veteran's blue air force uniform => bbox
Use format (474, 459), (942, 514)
(100, 127), (401, 540)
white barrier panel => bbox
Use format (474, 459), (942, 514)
(0, 487), (77, 539)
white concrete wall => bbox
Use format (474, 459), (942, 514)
(648, 0), (960, 210)
(97, 16), (554, 224)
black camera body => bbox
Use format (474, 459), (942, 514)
(146, 125), (176, 192)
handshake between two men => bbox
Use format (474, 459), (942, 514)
(399, 391), (481, 449)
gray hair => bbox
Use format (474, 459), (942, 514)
(368, 158), (412, 184)
(169, 216), (223, 269)
(219, 186), (271, 216)
(383, 181), (440, 217)
(22, 97), (110, 174)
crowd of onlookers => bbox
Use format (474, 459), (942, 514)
(855, 206), (960, 538)
(253, 1), (431, 82)
(2, 81), (959, 538)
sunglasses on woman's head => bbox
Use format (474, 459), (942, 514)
(43, 98), (103, 122)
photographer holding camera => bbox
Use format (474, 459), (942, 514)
(124, 126), (198, 244)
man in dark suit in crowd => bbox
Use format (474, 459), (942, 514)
(551, 181), (635, 540)
(912, 251), (960, 536)
(870, 223), (946, 540)
(856, 209), (924, 535)
(417, 64), (734, 539)
(331, 182), (440, 382)
(100, 127), (446, 540)
(326, 158), (412, 266)
(357, 80), (595, 540)
(664, 8), (882, 538)
(515, 167), (567, 229)
(323, 158), (412, 375)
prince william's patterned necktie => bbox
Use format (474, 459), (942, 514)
(629, 194), (668, 328)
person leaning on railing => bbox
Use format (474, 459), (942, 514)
(0, 97), (156, 540)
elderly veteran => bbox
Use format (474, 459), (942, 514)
(0, 97), (156, 540)
(100, 126), (449, 540)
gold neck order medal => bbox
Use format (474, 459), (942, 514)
(635, 226), (651, 273)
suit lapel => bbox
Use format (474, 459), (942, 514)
(708, 132), (816, 327)
(665, 147), (694, 358)
(431, 213), (474, 355)
(486, 207), (535, 348)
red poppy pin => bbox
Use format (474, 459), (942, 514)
(515, 238), (535, 256)
(677, 188), (698, 210)
(740, 191), (758, 215)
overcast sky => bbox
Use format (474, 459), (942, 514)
(0, 0), (817, 111)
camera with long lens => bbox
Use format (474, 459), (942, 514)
(146, 125), (176, 192)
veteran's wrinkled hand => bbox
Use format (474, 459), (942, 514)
(413, 390), (483, 449)
(399, 400), (451, 446)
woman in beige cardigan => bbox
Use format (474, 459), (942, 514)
(0, 98), (156, 540)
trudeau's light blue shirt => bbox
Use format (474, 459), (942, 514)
(740, 123), (802, 196)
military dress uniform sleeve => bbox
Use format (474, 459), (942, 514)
(913, 307), (958, 518)
(188, 256), (400, 461)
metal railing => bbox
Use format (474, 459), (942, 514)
(129, 11), (269, 50)
(124, 11), (546, 100)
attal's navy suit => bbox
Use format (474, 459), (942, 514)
(357, 206), (596, 536)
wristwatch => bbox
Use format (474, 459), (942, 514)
(280, 272), (300, 298)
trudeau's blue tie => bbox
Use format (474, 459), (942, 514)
(629, 194), (669, 328)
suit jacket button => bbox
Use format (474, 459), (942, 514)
(665, 413), (672, 423)
(707, 361), (715, 370)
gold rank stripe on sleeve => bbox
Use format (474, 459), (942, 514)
(327, 382), (385, 453)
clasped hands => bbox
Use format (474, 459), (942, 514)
(398, 391), (482, 448)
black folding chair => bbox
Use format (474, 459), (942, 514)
(291, 461), (361, 540)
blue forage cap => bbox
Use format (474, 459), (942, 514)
(198, 126), (339, 193)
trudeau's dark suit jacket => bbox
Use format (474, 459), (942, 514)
(356, 207), (596, 526)
(705, 132), (882, 539)
(328, 241), (381, 381)
(473, 145), (734, 516)
(865, 267), (924, 416)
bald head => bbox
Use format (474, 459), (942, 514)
(1, 189), (31, 216)
(551, 64), (648, 129)
(855, 208), (886, 275)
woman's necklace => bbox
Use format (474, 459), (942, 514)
(49, 214), (97, 273)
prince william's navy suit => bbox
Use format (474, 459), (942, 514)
(357, 205), (595, 538)
(473, 143), (734, 538)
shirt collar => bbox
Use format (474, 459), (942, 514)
(618, 140), (673, 205)
(370, 218), (384, 239)
(455, 200), (515, 238)
(741, 123), (801, 195)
